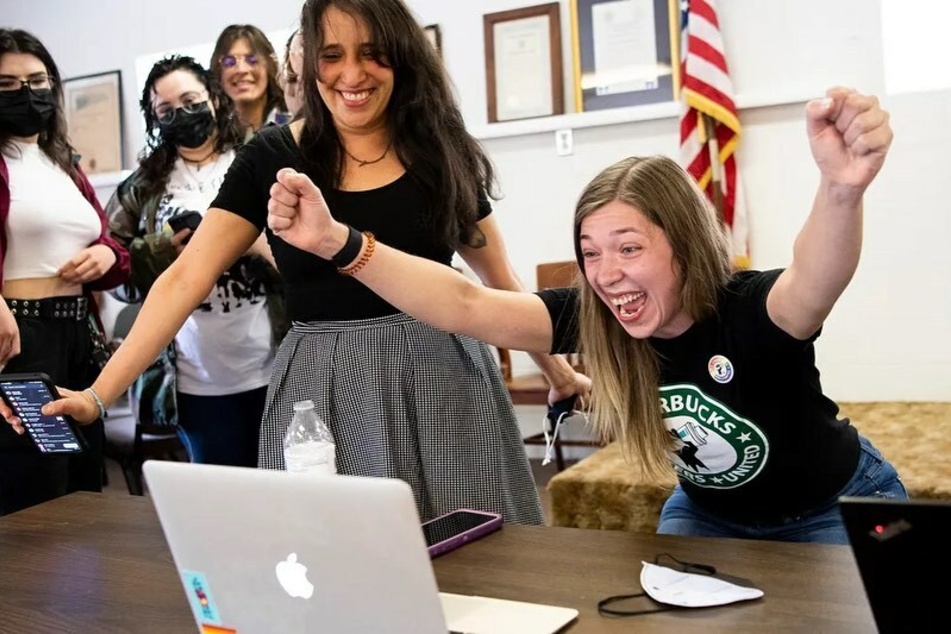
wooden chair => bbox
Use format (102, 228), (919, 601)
(496, 261), (601, 470)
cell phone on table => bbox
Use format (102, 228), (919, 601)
(167, 210), (203, 234)
(0, 373), (86, 454)
(422, 509), (502, 558)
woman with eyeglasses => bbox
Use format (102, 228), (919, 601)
(104, 55), (285, 467)
(278, 30), (304, 118)
(210, 25), (289, 136)
(0, 29), (130, 515)
(21, 0), (590, 526)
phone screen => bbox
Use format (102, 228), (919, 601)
(422, 510), (498, 547)
(0, 377), (83, 453)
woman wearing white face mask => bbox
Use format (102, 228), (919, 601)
(105, 55), (285, 468)
(0, 29), (130, 515)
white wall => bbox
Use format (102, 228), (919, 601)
(5, 0), (949, 402)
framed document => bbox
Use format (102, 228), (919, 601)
(570, 0), (676, 112)
(483, 3), (564, 123)
(424, 24), (442, 57)
(62, 70), (124, 174)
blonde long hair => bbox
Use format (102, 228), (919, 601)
(573, 156), (732, 479)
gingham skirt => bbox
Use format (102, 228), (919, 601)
(258, 312), (544, 525)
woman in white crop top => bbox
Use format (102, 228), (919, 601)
(105, 55), (283, 468)
(0, 29), (131, 516)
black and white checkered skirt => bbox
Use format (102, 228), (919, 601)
(258, 312), (544, 525)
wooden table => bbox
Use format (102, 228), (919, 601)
(0, 493), (876, 633)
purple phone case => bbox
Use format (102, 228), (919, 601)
(424, 508), (503, 558)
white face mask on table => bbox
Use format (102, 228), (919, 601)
(639, 560), (763, 608)
(597, 553), (764, 617)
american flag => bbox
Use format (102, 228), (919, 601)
(678, 0), (749, 268)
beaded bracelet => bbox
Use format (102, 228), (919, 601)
(84, 387), (107, 420)
(338, 232), (376, 276)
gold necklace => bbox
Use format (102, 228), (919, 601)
(343, 142), (391, 167)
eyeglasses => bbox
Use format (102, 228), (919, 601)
(219, 54), (259, 69)
(153, 91), (209, 124)
(281, 68), (299, 87)
(0, 75), (54, 92)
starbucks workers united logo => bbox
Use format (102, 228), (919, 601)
(660, 384), (769, 489)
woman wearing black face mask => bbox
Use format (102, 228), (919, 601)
(106, 55), (286, 468)
(0, 29), (131, 515)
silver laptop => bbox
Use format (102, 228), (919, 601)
(143, 460), (578, 634)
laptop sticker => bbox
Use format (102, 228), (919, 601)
(183, 570), (222, 625)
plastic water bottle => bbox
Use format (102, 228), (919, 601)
(283, 400), (337, 475)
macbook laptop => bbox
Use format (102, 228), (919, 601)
(143, 460), (578, 634)
(839, 496), (950, 634)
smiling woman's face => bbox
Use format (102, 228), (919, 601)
(579, 199), (692, 340)
(315, 6), (394, 135)
(219, 37), (268, 108)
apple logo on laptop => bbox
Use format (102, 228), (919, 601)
(275, 553), (314, 599)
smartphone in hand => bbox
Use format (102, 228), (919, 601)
(167, 210), (203, 234)
(0, 373), (86, 454)
(422, 509), (502, 558)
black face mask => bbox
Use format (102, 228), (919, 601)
(158, 103), (216, 149)
(0, 86), (56, 137)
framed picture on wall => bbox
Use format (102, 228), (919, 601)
(62, 70), (124, 174)
(483, 3), (564, 123)
(570, 0), (676, 112)
(424, 24), (442, 57)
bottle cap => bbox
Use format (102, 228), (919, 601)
(293, 399), (316, 411)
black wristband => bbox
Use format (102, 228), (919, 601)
(330, 224), (364, 268)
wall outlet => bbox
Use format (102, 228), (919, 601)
(555, 129), (574, 156)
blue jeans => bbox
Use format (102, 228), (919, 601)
(657, 435), (907, 544)
(176, 386), (267, 467)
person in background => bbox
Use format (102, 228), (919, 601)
(209, 24), (289, 135)
(278, 29), (304, 118)
(106, 55), (284, 467)
(261, 87), (906, 545)
(0, 28), (130, 515)
(23, 0), (589, 526)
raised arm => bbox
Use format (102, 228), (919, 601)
(457, 215), (589, 402)
(266, 168), (555, 353)
(767, 88), (892, 339)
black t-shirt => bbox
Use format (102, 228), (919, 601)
(212, 125), (490, 321)
(537, 269), (860, 524)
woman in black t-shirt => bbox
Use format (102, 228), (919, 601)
(19, 0), (588, 525)
(261, 87), (907, 544)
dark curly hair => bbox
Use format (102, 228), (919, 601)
(298, 0), (498, 248)
(209, 24), (287, 127)
(135, 55), (245, 200)
(0, 29), (76, 177)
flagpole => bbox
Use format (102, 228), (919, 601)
(701, 113), (725, 225)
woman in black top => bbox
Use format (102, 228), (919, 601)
(23, 0), (587, 525)
(259, 87), (907, 544)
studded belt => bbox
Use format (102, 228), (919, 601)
(5, 296), (88, 321)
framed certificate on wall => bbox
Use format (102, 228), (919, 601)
(570, 0), (676, 112)
(62, 70), (125, 174)
(484, 3), (564, 123)
(424, 24), (442, 57)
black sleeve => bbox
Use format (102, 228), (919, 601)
(729, 268), (821, 348)
(536, 287), (581, 354)
(210, 129), (281, 232)
(476, 191), (492, 221)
